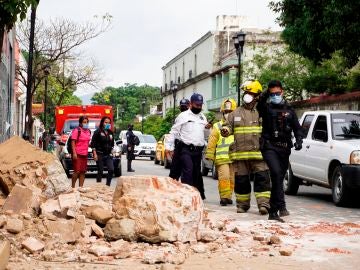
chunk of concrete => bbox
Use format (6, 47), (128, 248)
(22, 237), (45, 253)
(112, 175), (203, 243)
(6, 218), (24, 234)
(0, 241), (10, 270)
(1, 184), (35, 215)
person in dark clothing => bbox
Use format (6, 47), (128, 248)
(257, 80), (304, 222)
(126, 124), (136, 172)
(91, 116), (115, 186)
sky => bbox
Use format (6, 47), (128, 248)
(37, 0), (281, 98)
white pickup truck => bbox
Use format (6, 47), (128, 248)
(284, 110), (360, 206)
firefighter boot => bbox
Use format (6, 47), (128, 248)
(220, 198), (228, 206)
(256, 196), (270, 215)
(236, 199), (250, 213)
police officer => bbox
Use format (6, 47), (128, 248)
(169, 98), (191, 180)
(166, 93), (211, 200)
(257, 80), (304, 222)
(179, 98), (190, 112)
(221, 81), (271, 214)
(126, 124), (136, 172)
(205, 98), (236, 206)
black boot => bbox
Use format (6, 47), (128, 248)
(220, 198), (228, 206)
(127, 160), (135, 172)
(268, 212), (285, 223)
(225, 198), (233, 205)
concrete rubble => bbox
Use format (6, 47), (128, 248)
(0, 137), (359, 269)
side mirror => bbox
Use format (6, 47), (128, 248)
(116, 140), (123, 145)
(314, 130), (327, 142)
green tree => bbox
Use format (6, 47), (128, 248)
(0, 0), (36, 60)
(91, 83), (162, 131)
(270, 0), (360, 66)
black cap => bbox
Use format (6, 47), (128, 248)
(179, 98), (190, 106)
(190, 93), (204, 105)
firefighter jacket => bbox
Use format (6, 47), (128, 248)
(205, 120), (234, 165)
(222, 105), (263, 160)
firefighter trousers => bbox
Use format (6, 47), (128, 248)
(234, 160), (271, 211)
(216, 163), (235, 199)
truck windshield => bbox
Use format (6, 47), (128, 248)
(63, 120), (100, 133)
(332, 113), (360, 140)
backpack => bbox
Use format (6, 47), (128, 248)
(67, 127), (91, 154)
(133, 135), (140, 146)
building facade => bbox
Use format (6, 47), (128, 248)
(161, 15), (281, 115)
(0, 29), (16, 142)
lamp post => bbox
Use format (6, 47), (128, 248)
(43, 64), (51, 128)
(172, 84), (178, 123)
(141, 98), (146, 133)
(233, 31), (246, 106)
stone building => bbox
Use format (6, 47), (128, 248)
(161, 15), (281, 115)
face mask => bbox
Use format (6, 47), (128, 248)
(104, 123), (111, 130)
(191, 107), (202, 114)
(180, 106), (188, 112)
(243, 94), (254, 104)
(269, 95), (283, 104)
(82, 124), (89, 129)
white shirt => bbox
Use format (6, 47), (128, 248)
(166, 109), (207, 150)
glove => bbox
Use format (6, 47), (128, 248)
(294, 141), (302, 151)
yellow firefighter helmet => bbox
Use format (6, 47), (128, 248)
(241, 80), (263, 94)
(220, 98), (237, 112)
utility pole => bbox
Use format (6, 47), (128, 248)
(24, 2), (38, 141)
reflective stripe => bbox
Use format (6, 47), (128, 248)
(214, 120), (234, 165)
(229, 151), (263, 160)
(234, 126), (262, 135)
(235, 193), (251, 201)
(254, 191), (271, 199)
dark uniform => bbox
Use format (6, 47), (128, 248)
(91, 128), (115, 186)
(257, 90), (303, 220)
(126, 126), (136, 172)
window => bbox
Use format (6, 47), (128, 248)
(312, 115), (328, 142)
(331, 113), (360, 140)
(189, 70), (193, 79)
(301, 115), (314, 138)
(178, 76), (181, 84)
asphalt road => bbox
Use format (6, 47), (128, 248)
(85, 156), (360, 223)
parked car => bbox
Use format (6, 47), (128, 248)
(118, 130), (142, 153)
(154, 134), (172, 168)
(59, 130), (122, 178)
(134, 134), (157, 160)
(285, 110), (360, 206)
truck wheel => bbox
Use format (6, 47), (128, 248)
(164, 158), (171, 169)
(201, 161), (209, 176)
(154, 156), (160, 165)
(332, 166), (351, 206)
(284, 165), (300, 195)
(150, 157), (155, 161)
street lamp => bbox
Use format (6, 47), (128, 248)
(233, 31), (246, 106)
(43, 64), (51, 128)
(141, 98), (146, 133)
(172, 84), (178, 123)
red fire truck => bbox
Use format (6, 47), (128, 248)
(55, 105), (114, 143)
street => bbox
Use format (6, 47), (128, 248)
(88, 157), (360, 223)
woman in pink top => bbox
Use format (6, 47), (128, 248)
(71, 116), (91, 188)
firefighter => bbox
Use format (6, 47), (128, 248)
(221, 80), (271, 215)
(205, 98), (236, 206)
(257, 80), (304, 222)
